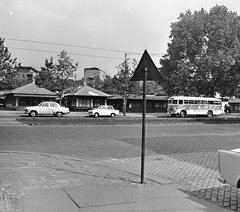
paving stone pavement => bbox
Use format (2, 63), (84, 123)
(101, 152), (240, 212)
(0, 151), (161, 212)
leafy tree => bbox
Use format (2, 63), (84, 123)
(146, 81), (164, 95)
(160, 5), (240, 97)
(0, 38), (18, 90)
(112, 54), (141, 115)
(35, 57), (56, 91)
(36, 50), (78, 104)
(55, 50), (78, 104)
(100, 76), (115, 94)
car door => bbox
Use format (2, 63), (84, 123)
(107, 106), (114, 116)
(49, 103), (57, 114)
(99, 106), (107, 116)
(39, 102), (50, 114)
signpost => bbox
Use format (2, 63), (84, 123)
(131, 50), (161, 183)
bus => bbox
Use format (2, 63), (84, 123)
(167, 96), (223, 117)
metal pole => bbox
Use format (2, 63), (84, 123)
(141, 67), (147, 184)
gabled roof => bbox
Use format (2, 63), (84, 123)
(6, 83), (57, 97)
(67, 86), (111, 97)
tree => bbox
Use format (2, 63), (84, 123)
(0, 38), (18, 90)
(112, 54), (141, 115)
(160, 5), (240, 97)
(36, 50), (78, 104)
(99, 76), (116, 94)
(146, 81), (164, 95)
(55, 50), (78, 104)
(35, 57), (56, 91)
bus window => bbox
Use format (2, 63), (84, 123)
(208, 101), (214, 105)
(168, 100), (178, 104)
(195, 100), (200, 104)
(179, 100), (183, 104)
(172, 100), (178, 104)
(189, 100), (194, 104)
(184, 100), (188, 104)
(202, 100), (207, 104)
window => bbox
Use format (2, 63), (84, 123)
(195, 100), (200, 104)
(42, 103), (48, 107)
(179, 100), (183, 104)
(172, 100), (178, 104)
(77, 99), (91, 108)
(189, 100), (194, 104)
(184, 100), (189, 104)
(208, 101), (214, 105)
(168, 100), (178, 104)
(50, 103), (57, 107)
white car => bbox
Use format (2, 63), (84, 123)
(88, 105), (119, 117)
(24, 102), (70, 117)
(218, 148), (240, 187)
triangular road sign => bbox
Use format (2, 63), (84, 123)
(131, 50), (161, 81)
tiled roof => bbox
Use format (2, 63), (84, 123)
(7, 83), (57, 97)
(67, 86), (111, 97)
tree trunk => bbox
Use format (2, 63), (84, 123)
(123, 94), (127, 116)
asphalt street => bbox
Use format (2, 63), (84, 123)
(1, 111), (240, 211)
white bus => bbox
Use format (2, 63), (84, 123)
(167, 96), (223, 117)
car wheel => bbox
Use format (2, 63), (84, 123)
(180, 110), (186, 118)
(30, 111), (37, 117)
(110, 113), (115, 117)
(207, 110), (213, 118)
(56, 112), (62, 117)
(94, 113), (99, 117)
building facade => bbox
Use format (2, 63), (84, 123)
(5, 83), (57, 110)
(66, 86), (111, 111)
(15, 66), (39, 83)
(84, 67), (109, 85)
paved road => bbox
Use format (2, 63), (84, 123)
(1, 115), (240, 210)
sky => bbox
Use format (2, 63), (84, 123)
(1, 0), (240, 79)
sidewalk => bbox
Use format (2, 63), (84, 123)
(0, 151), (229, 212)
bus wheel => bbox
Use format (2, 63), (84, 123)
(180, 110), (186, 118)
(207, 110), (213, 118)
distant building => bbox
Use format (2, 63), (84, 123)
(16, 66), (39, 83)
(66, 85), (111, 111)
(84, 67), (109, 86)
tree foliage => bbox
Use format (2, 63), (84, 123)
(0, 38), (18, 90)
(112, 54), (141, 115)
(146, 81), (164, 95)
(160, 5), (240, 97)
(35, 50), (78, 103)
(35, 57), (56, 91)
(55, 50), (79, 102)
